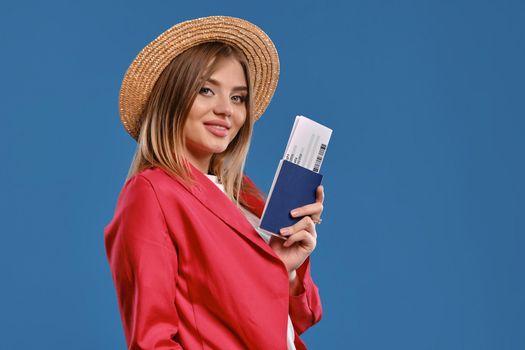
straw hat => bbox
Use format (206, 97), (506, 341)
(119, 16), (280, 140)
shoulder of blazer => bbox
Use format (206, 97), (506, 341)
(135, 167), (266, 217)
(131, 167), (278, 259)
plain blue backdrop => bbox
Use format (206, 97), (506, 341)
(1, 0), (524, 349)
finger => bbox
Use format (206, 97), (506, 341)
(283, 230), (316, 250)
(316, 185), (324, 203)
(280, 216), (316, 237)
(281, 216), (314, 235)
(311, 186), (325, 223)
(290, 202), (324, 218)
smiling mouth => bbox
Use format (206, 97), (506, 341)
(204, 123), (229, 137)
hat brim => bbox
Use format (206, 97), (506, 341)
(119, 16), (280, 140)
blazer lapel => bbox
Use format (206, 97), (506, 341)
(171, 165), (280, 260)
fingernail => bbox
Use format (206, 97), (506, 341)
(280, 228), (290, 235)
(290, 210), (299, 217)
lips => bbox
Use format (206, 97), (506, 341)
(203, 120), (231, 129)
(203, 120), (231, 137)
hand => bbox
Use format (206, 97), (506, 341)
(269, 185), (324, 277)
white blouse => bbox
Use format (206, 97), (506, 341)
(206, 175), (296, 350)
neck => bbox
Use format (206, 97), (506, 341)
(184, 152), (212, 174)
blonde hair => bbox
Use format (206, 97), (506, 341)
(127, 42), (261, 206)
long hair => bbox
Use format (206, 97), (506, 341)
(127, 42), (262, 206)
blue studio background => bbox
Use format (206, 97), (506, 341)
(1, 0), (524, 349)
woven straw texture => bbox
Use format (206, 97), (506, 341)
(119, 16), (280, 140)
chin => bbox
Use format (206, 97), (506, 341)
(203, 142), (229, 155)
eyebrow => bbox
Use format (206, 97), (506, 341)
(206, 78), (248, 92)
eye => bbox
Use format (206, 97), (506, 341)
(231, 95), (247, 104)
(199, 87), (214, 96)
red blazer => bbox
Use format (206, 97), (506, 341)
(104, 165), (322, 349)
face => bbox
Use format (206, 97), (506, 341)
(182, 57), (248, 170)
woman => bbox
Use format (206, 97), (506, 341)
(105, 16), (324, 350)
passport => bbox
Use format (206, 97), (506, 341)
(259, 160), (323, 235)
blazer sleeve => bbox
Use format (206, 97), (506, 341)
(105, 175), (183, 349)
(288, 257), (323, 335)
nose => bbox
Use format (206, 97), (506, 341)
(213, 94), (233, 117)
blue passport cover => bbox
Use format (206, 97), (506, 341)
(260, 160), (323, 234)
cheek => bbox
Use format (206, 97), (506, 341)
(234, 109), (247, 129)
(232, 115), (246, 137)
(238, 115), (247, 129)
(230, 115), (248, 143)
(186, 100), (205, 121)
